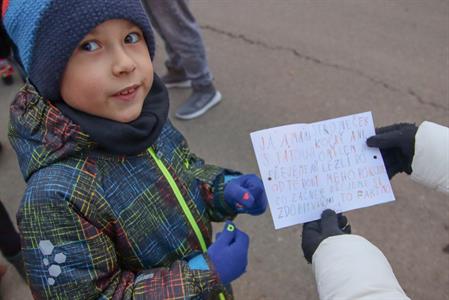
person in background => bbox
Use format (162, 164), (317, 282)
(0, 200), (25, 281)
(144, 0), (222, 120)
(0, 1), (26, 283)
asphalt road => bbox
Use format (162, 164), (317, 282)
(1, 1), (448, 299)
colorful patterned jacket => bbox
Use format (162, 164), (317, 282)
(9, 84), (239, 299)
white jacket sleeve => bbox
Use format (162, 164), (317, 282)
(411, 121), (449, 195)
(312, 235), (410, 300)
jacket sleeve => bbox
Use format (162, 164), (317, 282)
(411, 121), (449, 195)
(312, 235), (410, 300)
(183, 146), (241, 222)
(18, 181), (225, 300)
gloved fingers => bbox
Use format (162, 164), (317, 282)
(301, 240), (316, 264)
(337, 214), (351, 233)
(337, 214), (348, 228)
(246, 184), (263, 204)
(376, 123), (416, 135)
(386, 162), (404, 179)
(374, 124), (403, 135)
(244, 175), (264, 196)
(242, 174), (265, 207)
(214, 221), (237, 248)
(366, 130), (402, 149)
(301, 219), (324, 264)
(237, 190), (256, 211)
(224, 181), (256, 211)
(342, 224), (352, 234)
(379, 150), (403, 179)
(302, 220), (321, 234)
(247, 192), (268, 215)
(232, 229), (250, 250)
(320, 209), (341, 234)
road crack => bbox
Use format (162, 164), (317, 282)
(201, 24), (448, 111)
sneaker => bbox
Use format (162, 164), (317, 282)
(175, 84), (222, 120)
(161, 67), (191, 88)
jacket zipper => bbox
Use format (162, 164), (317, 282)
(148, 147), (207, 251)
(148, 147), (226, 300)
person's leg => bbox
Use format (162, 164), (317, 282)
(144, 0), (221, 119)
(0, 200), (25, 280)
(145, 0), (212, 86)
(144, 1), (188, 87)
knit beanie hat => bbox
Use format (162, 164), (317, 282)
(2, 0), (155, 102)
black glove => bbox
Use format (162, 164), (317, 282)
(301, 209), (351, 263)
(366, 123), (418, 179)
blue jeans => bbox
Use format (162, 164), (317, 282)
(144, 0), (213, 87)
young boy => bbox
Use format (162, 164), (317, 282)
(2, 1), (267, 299)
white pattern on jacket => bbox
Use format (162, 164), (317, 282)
(312, 121), (448, 300)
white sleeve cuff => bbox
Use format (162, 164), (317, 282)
(411, 121), (449, 195)
(312, 235), (409, 300)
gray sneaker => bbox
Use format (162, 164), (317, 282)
(161, 67), (191, 88)
(175, 84), (222, 120)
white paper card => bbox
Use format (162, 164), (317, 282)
(250, 112), (395, 229)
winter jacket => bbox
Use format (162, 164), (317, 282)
(9, 84), (238, 299)
(312, 121), (448, 300)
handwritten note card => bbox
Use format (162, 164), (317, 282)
(250, 112), (395, 229)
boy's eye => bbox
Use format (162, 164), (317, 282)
(80, 41), (100, 52)
(125, 32), (141, 44)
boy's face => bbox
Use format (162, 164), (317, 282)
(60, 19), (153, 123)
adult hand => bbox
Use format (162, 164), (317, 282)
(301, 209), (351, 263)
(224, 174), (267, 215)
(366, 123), (418, 179)
(207, 221), (249, 285)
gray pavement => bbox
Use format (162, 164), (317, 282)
(1, 1), (448, 299)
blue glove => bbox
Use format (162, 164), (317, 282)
(224, 174), (268, 215)
(207, 221), (249, 285)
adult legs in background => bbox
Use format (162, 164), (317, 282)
(0, 200), (25, 280)
(144, 0), (222, 120)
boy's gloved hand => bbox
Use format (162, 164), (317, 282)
(301, 209), (351, 263)
(207, 221), (249, 285)
(366, 123), (418, 179)
(224, 174), (267, 215)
